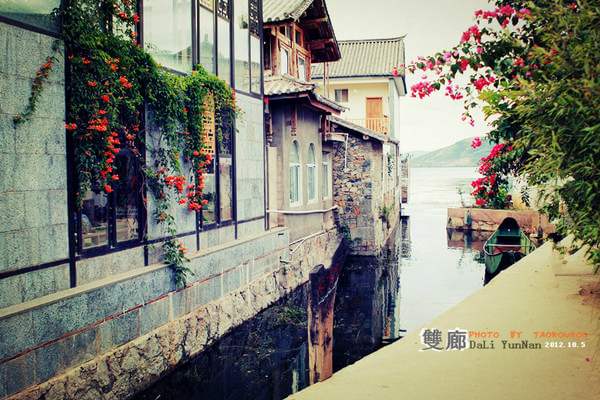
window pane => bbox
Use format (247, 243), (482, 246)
(290, 166), (299, 204)
(203, 157), (217, 225)
(219, 124), (234, 221)
(234, 0), (250, 92)
(322, 159), (330, 198)
(281, 50), (289, 75)
(81, 191), (109, 249)
(0, 0), (60, 32)
(298, 57), (307, 82)
(115, 148), (140, 242)
(217, 16), (231, 84)
(290, 141), (300, 163)
(250, 36), (261, 93)
(199, 3), (215, 73)
(308, 166), (315, 200)
(143, 0), (192, 73)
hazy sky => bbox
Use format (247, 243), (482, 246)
(326, 0), (492, 152)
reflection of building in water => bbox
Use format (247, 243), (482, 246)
(399, 216), (411, 259)
(333, 229), (401, 371)
(446, 229), (490, 252)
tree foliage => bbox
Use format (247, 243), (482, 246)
(408, 0), (599, 264)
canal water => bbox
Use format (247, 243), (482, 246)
(134, 166), (487, 400)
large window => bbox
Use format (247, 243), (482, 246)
(289, 141), (301, 206)
(249, 0), (261, 94)
(233, 0), (250, 92)
(143, 0), (193, 73)
(0, 0), (61, 33)
(80, 140), (142, 252)
(217, 1), (231, 84)
(307, 144), (317, 202)
(198, 0), (216, 73)
(219, 119), (234, 221)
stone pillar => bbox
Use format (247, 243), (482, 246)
(307, 263), (341, 384)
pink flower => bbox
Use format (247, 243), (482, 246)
(471, 137), (482, 149)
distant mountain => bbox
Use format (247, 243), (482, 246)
(410, 137), (493, 167)
(403, 151), (428, 159)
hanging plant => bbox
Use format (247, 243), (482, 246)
(50, 0), (239, 285)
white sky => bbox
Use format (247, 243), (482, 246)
(326, 0), (492, 152)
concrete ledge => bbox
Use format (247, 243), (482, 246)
(2, 229), (344, 400)
(0, 228), (291, 398)
(288, 237), (600, 400)
(447, 207), (555, 234)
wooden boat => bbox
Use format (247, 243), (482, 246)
(483, 217), (536, 283)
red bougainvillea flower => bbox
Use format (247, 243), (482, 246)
(82, 57), (91, 65)
(104, 184), (113, 194)
(513, 57), (525, 67)
(111, 174), (120, 181)
(459, 58), (470, 72)
(65, 123), (77, 131)
(178, 198), (187, 205)
(471, 137), (482, 149)
(101, 94), (110, 103)
(192, 150), (200, 157)
(119, 75), (133, 89)
(87, 81), (97, 87)
(133, 14), (140, 23)
(392, 66), (399, 77)
(475, 198), (486, 207)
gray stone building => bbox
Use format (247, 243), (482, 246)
(0, 1), (345, 399)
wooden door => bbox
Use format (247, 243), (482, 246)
(366, 97), (383, 132)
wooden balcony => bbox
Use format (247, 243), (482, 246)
(347, 117), (390, 135)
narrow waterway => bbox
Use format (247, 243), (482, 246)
(134, 166), (488, 400)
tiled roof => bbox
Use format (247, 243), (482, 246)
(263, 0), (314, 23)
(312, 37), (405, 79)
(264, 74), (316, 96)
(328, 115), (389, 143)
(264, 75), (345, 112)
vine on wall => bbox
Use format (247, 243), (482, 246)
(17, 0), (239, 286)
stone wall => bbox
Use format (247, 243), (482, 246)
(331, 134), (399, 256)
(0, 24), (70, 308)
(3, 229), (344, 400)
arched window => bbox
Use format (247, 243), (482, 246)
(290, 141), (301, 205)
(307, 144), (317, 202)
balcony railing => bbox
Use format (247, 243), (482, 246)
(347, 117), (390, 135)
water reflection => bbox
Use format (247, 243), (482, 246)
(398, 167), (487, 333)
(134, 288), (310, 400)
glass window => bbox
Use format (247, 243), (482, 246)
(234, 0), (250, 91)
(217, 15), (231, 84)
(289, 141), (301, 206)
(322, 154), (331, 199)
(281, 48), (289, 75)
(335, 89), (349, 103)
(202, 97), (217, 225)
(295, 30), (302, 46)
(219, 120), (234, 221)
(250, 35), (261, 93)
(298, 56), (307, 82)
(307, 144), (317, 202)
(81, 190), (109, 249)
(0, 0), (61, 32)
(143, 0), (193, 73)
(115, 148), (141, 243)
(199, 1), (215, 73)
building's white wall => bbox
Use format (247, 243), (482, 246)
(316, 78), (401, 141)
(317, 79), (389, 121)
